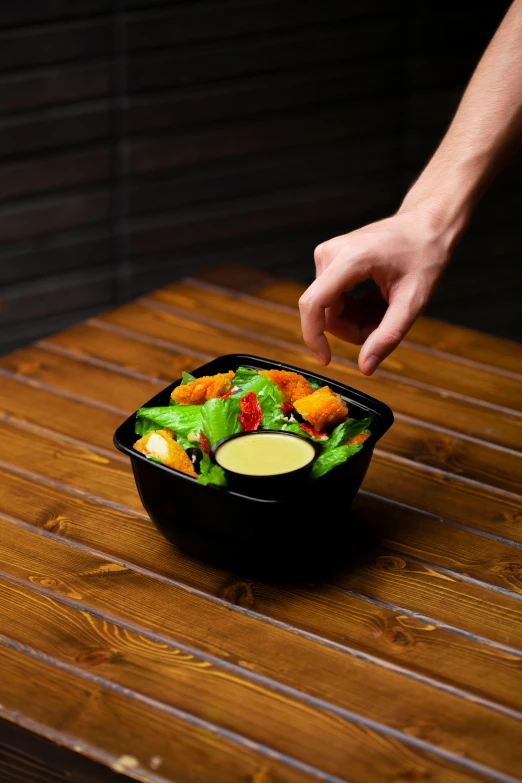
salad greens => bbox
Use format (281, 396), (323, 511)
(307, 376), (324, 391)
(311, 444), (363, 480)
(201, 396), (241, 446)
(197, 456), (227, 487)
(135, 365), (373, 487)
(135, 404), (203, 438)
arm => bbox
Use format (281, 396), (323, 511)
(299, 0), (522, 374)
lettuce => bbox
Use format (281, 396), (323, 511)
(197, 456), (227, 487)
(257, 385), (285, 430)
(281, 421), (329, 443)
(325, 416), (373, 451)
(231, 368), (285, 431)
(307, 376), (324, 390)
(181, 371), (196, 384)
(232, 366), (259, 387)
(311, 444), (362, 479)
(201, 396), (241, 446)
(146, 455), (163, 464)
(135, 416), (161, 437)
(135, 405), (203, 438)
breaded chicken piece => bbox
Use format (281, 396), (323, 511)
(171, 370), (234, 405)
(258, 369), (314, 403)
(294, 386), (348, 432)
(134, 428), (197, 477)
(345, 431), (371, 446)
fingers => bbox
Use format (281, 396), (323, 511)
(299, 281), (332, 365)
(358, 287), (423, 375)
(300, 251), (369, 365)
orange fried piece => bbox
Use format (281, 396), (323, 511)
(134, 428), (197, 477)
(258, 369), (314, 403)
(345, 431), (371, 446)
(294, 386), (348, 432)
(171, 371), (235, 405)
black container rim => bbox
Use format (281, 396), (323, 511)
(113, 352), (394, 487)
(211, 429), (320, 480)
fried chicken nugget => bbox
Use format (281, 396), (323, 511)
(134, 428), (197, 477)
(171, 370), (235, 405)
(258, 369), (314, 403)
(345, 431), (371, 446)
(293, 386), (348, 432)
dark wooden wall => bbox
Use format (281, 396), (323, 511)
(0, 0), (519, 356)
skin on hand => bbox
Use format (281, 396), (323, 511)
(300, 0), (522, 375)
(299, 208), (450, 375)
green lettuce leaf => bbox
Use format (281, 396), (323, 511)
(257, 384), (285, 430)
(197, 456), (227, 487)
(146, 455), (163, 464)
(325, 416), (373, 451)
(135, 416), (160, 437)
(201, 396), (241, 446)
(232, 366), (259, 387)
(234, 371), (278, 399)
(135, 405), (203, 438)
(281, 421), (329, 443)
(307, 376), (324, 390)
(181, 370), (196, 384)
(311, 444), (362, 479)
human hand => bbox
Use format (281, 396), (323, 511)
(298, 207), (451, 375)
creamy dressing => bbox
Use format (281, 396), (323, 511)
(216, 432), (315, 476)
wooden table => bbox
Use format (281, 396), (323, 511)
(1, 264), (521, 783)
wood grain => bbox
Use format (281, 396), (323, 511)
(2, 342), (520, 545)
(0, 522), (520, 782)
(1, 264), (521, 782)
(250, 276), (522, 376)
(0, 643), (319, 783)
(96, 302), (522, 451)
(153, 281), (522, 409)
(1, 448), (522, 710)
(43, 318), (522, 496)
(2, 417), (521, 649)
(1, 466), (521, 717)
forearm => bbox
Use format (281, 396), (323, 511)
(400, 0), (522, 251)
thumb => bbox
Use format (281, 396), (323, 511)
(358, 288), (421, 375)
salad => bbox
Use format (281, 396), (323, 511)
(133, 367), (372, 487)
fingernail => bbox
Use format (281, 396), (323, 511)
(313, 352), (326, 366)
(363, 355), (379, 375)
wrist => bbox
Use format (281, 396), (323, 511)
(398, 184), (474, 256)
(398, 150), (488, 254)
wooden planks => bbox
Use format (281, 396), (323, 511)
(0, 266), (521, 782)
(0, 517), (521, 782)
(249, 275), (522, 376)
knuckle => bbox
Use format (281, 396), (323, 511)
(379, 328), (403, 348)
(313, 243), (324, 266)
(298, 293), (313, 312)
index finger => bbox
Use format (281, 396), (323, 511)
(298, 277), (331, 365)
(299, 254), (369, 365)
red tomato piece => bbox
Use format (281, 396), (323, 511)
(280, 401), (294, 415)
(200, 430), (211, 456)
(299, 422), (328, 440)
(220, 390), (232, 399)
(238, 391), (263, 432)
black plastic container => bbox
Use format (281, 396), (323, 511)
(211, 429), (320, 498)
(114, 354), (394, 574)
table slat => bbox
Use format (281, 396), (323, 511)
(0, 265), (520, 783)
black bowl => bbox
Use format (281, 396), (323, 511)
(114, 354), (393, 575)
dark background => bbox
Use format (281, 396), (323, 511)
(0, 0), (520, 357)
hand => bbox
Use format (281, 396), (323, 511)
(298, 207), (451, 375)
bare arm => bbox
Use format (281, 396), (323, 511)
(299, 0), (522, 374)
